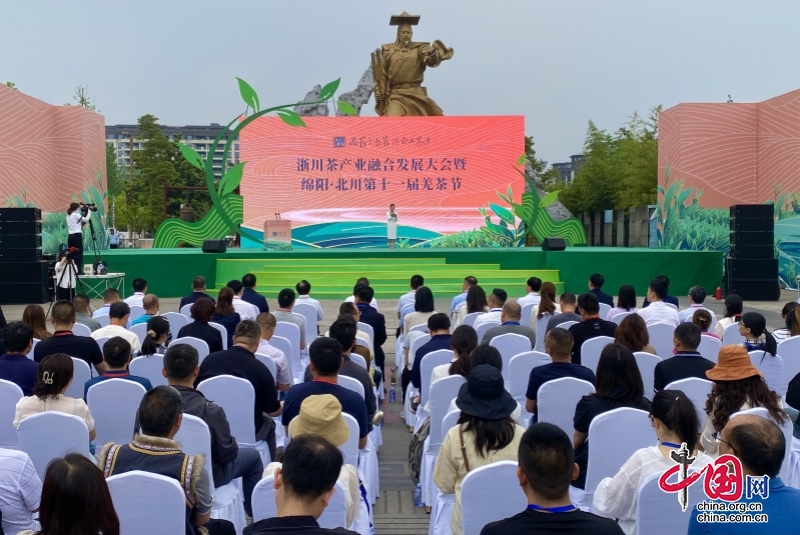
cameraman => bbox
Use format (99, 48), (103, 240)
(67, 202), (90, 269)
(55, 250), (79, 301)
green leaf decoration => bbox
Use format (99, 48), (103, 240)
(540, 190), (561, 207)
(218, 162), (246, 197)
(276, 109), (306, 127)
(496, 191), (510, 204)
(337, 100), (358, 116)
(515, 154), (527, 167)
(319, 78), (341, 101)
(489, 203), (515, 225)
(236, 78), (260, 112)
(519, 191), (536, 222)
(179, 144), (204, 170)
(507, 185), (513, 200)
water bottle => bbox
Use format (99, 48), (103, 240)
(414, 483), (423, 507)
(389, 386), (396, 403)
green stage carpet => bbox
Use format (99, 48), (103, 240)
(86, 247), (723, 300)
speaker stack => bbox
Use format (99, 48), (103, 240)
(0, 208), (49, 304)
(725, 204), (780, 301)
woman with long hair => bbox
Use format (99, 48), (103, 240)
(22, 304), (51, 340)
(739, 311), (778, 357)
(692, 309), (719, 339)
(434, 364), (526, 535)
(211, 287), (241, 347)
(532, 281), (559, 331)
(17, 453), (120, 535)
(714, 294), (743, 338)
(700, 345), (787, 456)
(135, 316), (170, 357)
(443, 325), (480, 380)
(606, 284), (638, 320)
(773, 302), (800, 343)
(613, 314), (656, 355)
(403, 286), (436, 333)
(593, 390), (713, 535)
(176, 297), (223, 353)
(572, 343), (651, 489)
(453, 285), (488, 326)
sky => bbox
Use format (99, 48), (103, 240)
(2, 0), (799, 164)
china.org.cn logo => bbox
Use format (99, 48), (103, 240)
(657, 442), (769, 511)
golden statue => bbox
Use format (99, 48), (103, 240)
(371, 12), (454, 116)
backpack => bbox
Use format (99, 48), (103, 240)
(408, 417), (431, 485)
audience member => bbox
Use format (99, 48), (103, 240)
(453, 284), (489, 326)
(700, 345), (787, 456)
(692, 309), (718, 338)
(410, 313), (452, 390)
(606, 284), (637, 320)
(135, 315), (170, 357)
(344, 277), (379, 311)
(13, 354), (96, 442)
(21, 304), (50, 340)
(283, 338), (369, 449)
(613, 314), (657, 355)
(531, 281), (559, 330)
(637, 277), (680, 327)
(594, 390), (712, 535)
(572, 344), (651, 489)
(178, 298), (224, 353)
(354, 285), (387, 374)
(336, 302), (374, 365)
(472, 288), (508, 330)
(688, 415), (800, 534)
(243, 435), (360, 535)
(396, 274), (424, 319)
(211, 287), (242, 348)
(517, 276), (543, 308)
(568, 293), (617, 365)
(481, 301), (536, 348)
(403, 286), (436, 333)
(97, 386), (235, 535)
(588, 273), (614, 308)
(163, 344), (263, 518)
(227, 279), (259, 321)
(123, 277), (147, 307)
(433, 365), (526, 535)
(641, 274), (680, 308)
(256, 313), (292, 391)
(0, 322), (39, 395)
(72, 294), (101, 331)
(714, 293), (743, 338)
(481, 423), (623, 535)
(36, 301), (106, 374)
(16, 453), (119, 535)
(450, 276), (478, 316)
(242, 273), (269, 314)
(179, 276), (215, 310)
(431, 325), (479, 384)
(92, 288), (120, 318)
(546, 292), (582, 333)
(296, 279), (323, 320)
(273, 288), (306, 351)
(0, 447), (42, 535)
(91, 301), (141, 351)
(130, 293), (160, 326)
(653, 323), (715, 391)
(772, 302), (799, 343)
(679, 285), (716, 324)
(197, 321), (282, 457)
(525, 328), (595, 422)
(84, 336), (153, 399)
(739, 311), (778, 356)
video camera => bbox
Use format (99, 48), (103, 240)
(79, 202), (98, 216)
(59, 245), (80, 262)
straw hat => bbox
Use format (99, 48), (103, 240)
(706, 345), (763, 381)
(288, 394), (349, 447)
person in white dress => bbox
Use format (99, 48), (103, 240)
(387, 203), (398, 250)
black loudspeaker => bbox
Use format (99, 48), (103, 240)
(729, 244), (774, 260)
(730, 217), (773, 232)
(725, 258), (778, 280)
(730, 205), (773, 219)
(0, 283), (48, 305)
(0, 249), (41, 263)
(724, 258), (780, 301)
(730, 231), (773, 247)
(0, 207), (41, 222)
(542, 237), (567, 251)
(202, 239), (227, 253)
(1, 262), (49, 283)
(0, 221), (41, 235)
(0, 234), (42, 249)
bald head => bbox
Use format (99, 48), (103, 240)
(142, 294), (159, 313)
(501, 301), (521, 321)
(723, 414), (785, 478)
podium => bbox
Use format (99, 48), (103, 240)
(264, 219), (292, 250)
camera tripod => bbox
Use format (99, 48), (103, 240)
(46, 252), (87, 315)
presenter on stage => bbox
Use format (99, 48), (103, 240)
(387, 204), (398, 250)
(67, 202), (90, 269)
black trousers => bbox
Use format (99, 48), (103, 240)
(67, 232), (83, 270)
(203, 518), (235, 535)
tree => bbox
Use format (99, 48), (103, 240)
(4, 82), (18, 91)
(524, 135), (548, 175)
(539, 167), (563, 191)
(64, 85), (98, 111)
(105, 144), (124, 198)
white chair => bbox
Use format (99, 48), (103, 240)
(95, 314), (111, 328)
(255, 353), (278, 380)
(0, 379), (23, 448)
(407, 334), (432, 371)
(71, 323), (92, 337)
(355, 336), (370, 349)
(698, 335), (722, 364)
(779, 336), (800, 397)
(17, 412), (92, 478)
(749, 350), (784, 395)
(349, 352), (367, 369)
(174, 414), (246, 534)
(340, 413), (361, 468)
(534, 313), (555, 351)
(419, 350), (454, 407)
(338, 375), (366, 400)
(208, 321), (229, 350)
(404, 334), (431, 426)
(293, 304), (318, 347)
(161, 311), (188, 333)
(252, 476), (348, 528)
(170, 337), (210, 363)
(128, 305), (146, 321)
(647, 322), (676, 359)
(107, 471), (186, 535)
(556, 320), (579, 329)
(537, 377), (595, 438)
(129, 323), (149, 345)
(129, 355), (168, 387)
(636, 470), (707, 535)
(461, 312), (480, 327)
(633, 351), (662, 400)
(94, 336), (112, 354)
(475, 321), (500, 340)
(722, 323), (746, 345)
(665, 378), (713, 430)
(409, 323), (429, 334)
(520, 303), (535, 328)
(66, 358), (92, 400)
(357, 321), (374, 341)
(461, 461), (527, 535)
(580, 336), (615, 373)
(611, 311), (633, 325)
(87, 379), (147, 446)
(731, 407), (794, 479)
(442, 409), (461, 436)
(598, 303), (612, 321)
(30, 338), (40, 359)
(180, 303), (193, 318)
(275, 322), (302, 379)
(508, 351), (552, 424)
(489, 333), (532, 381)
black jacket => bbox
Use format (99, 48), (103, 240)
(244, 516), (358, 535)
(242, 288), (269, 314)
(177, 321), (224, 354)
(356, 303), (387, 368)
(179, 291), (215, 311)
(589, 288), (615, 308)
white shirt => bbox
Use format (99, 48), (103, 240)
(123, 292), (145, 308)
(472, 308), (503, 330)
(517, 292), (541, 308)
(66, 211), (89, 234)
(297, 295), (324, 320)
(257, 339), (292, 386)
(678, 304), (717, 324)
(345, 295), (379, 311)
(54, 260), (78, 289)
(593, 446), (713, 535)
(396, 290), (416, 313)
(91, 324), (142, 351)
(0, 448), (41, 535)
(232, 296), (258, 321)
(637, 301), (680, 327)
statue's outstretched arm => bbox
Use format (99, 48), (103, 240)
(422, 40), (454, 67)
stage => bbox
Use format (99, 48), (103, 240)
(85, 247), (723, 300)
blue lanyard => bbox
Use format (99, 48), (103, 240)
(661, 441), (681, 449)
(527, 504), (577, 513)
